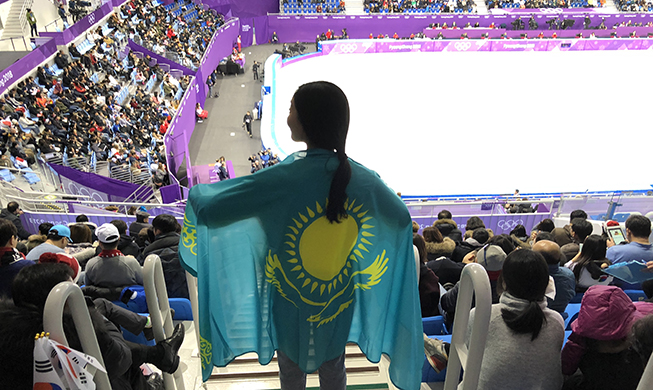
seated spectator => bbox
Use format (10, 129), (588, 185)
(9, 262), (185, 389)
(110, 219), (141, 258)
(26, 222), (53, 254)
(141, 214), (188, 298)
(532, 239), (575, 315)
(0, 201), (31, 240)
(451, 227), (489, 263)
(564, 234), (612, 292)
(470, 249), (564, 390)
(65, 223), (97, 268)
(196, 102), (208, 122)
(130, 210), (151, 239)
(84, 223), (143, 289)
(433, 209), (463, 243)
(552, 209), (587, 247)
(0, 219), (35, 298)
(414, 233), (440, 317)
(561, 218), (594, 261)
(607, 214), (653, 265)
(75, 214), (98, 238)
(26, 224), (70, 261)
(562, 285), (653, 389)
(465, 216), (485, 232)
(423, 226), (455, 260)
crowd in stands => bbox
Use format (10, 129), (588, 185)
(365, 0), (476, 14)
(281, 0), (346, 14)
(617, 0), (653, 11)
(0, 204), (190, 389)
(115, 0), (224, 70)
(249, 148), (279, 174)
(415, 208), (653, 388)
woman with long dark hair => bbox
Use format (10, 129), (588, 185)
(469, 249), (564, 390)
(564, 234), (612, 291)
(180, 81), (422, 390)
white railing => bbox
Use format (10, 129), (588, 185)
(143, 255), (186, 390)
(20, 0), (35, 35)
(43, 282), (112, 390)
(444, 263), (492, 390)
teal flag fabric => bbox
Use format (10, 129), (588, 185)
(179, 149), (422, 389)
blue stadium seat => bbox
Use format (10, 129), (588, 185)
(624, 289), (647, 302)
(423, 315), (447, 335)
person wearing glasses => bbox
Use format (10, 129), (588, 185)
(26, 225), (71, 261)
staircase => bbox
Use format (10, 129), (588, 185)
(474, 0), (488, 14)
(203, 344), (393, 390)
(345, 0), (366, 15)
(602, 0), (619, 12)
(2, 0), (31, 39)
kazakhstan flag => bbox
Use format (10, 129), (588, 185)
(179, 149), (422, 389)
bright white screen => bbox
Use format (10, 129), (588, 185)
(270, 50), (653, 195)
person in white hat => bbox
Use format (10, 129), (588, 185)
(84, 223), (143, 289)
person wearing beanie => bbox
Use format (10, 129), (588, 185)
(25, 224), (71, 261)
(0, 219), (35, 298)
(39, 252), (81, 283)
(84, 223), (143, 289)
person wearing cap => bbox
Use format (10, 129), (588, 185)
(84, 223), (143, 289)
(0, 201), (31, 240)
(129, 210), (151, 240)
(25, 224), (71, 261)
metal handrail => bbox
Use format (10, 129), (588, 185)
(143, 255), (186, 390)
(20, 0), (35, 35)
(0, 36), (31, 51)
(43, 18), (65, 32)
(444, 263), (492, 390)
(43, 281), (112, 390)
(6, 193), (167, 209)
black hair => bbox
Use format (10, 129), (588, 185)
(76, 214), (89, 222)
(570, 209), (588, 222)
(38, 222), (54, 236)
(572, 234), (609, 282)
(466, 216), (485, 231)
(438, 210), (452, 220)
(535, 231), (555, 243)
(12, 263), (73, 310)
(626, 215), (652, 239)
(152, 214), (178, 234)
(111, 219), (128, 235)
(0, 219), (18, 266)
(136, 212), (149, 223)
(536, 219), (555, 233)
(571, 218), (593, 242)
(6, 202), (19, 213)
(501, 249), (549, 341)
(472, 228), (489, 245)
(510, 224), (527, 238)
(631, 314), (653, 367)
(293, 81), (351, 223)
(487, 234), (515, 255)
(47, 229), (66, 241)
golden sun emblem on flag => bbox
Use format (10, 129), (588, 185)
(266, 198), (389, 327)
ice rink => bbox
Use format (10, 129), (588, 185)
(268, 49), (653, 196)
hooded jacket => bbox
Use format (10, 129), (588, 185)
(425, 237), (456, 260)
(0, 209), (30, 240)
(433, 219), (463, 243)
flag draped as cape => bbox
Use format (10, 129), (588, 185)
(179, 149), (422, 389)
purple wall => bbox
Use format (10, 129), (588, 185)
(127, 41), (196, 75)
(201, 0), (278, 18)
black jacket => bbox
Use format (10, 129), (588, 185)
(141, 232), (188, 299)
(0, 209), (30, 239)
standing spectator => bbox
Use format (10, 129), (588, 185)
(27, 8), (37, 37)
(0, 202), (30, 240)
(206, 73), (215, 99)
(141, 214), (188, 299)
(236, 35), (242, 52)
(85, 223), (143, 289)
(58, 3), (68, 24)
(0, 219), (35, 298)
(243, 111), (253, 138)
(25, 225), (70, 261)
(252, 61), (259, 81)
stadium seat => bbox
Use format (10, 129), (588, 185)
(564, 303), (581, 330)
(423, 315), (447, 335)
(624, 289), (648, 302)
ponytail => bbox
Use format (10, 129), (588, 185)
(326, 150), (351, 223)
(501, 300), (547, 341)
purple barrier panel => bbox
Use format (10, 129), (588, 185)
(376, 40), (435, 52)
(411, 214), (547, 235)
(49, 163), (142, 202)
(442, 39), (488, 51)
(195, 19), (240, 105)
(240, 17), (254, 48)
(127, 40), (195, 75)
(39, 32), (66, 46)
(254, 15), (270, 44)
(164, 77), (197, 180)
(60, 174), (111, 202)
(160, 183), (182, 203)
(321, 40), (377, 55)
(0, 37), (57, 95)
(62, 1), (116, 45)
(492, 7), (602, 14)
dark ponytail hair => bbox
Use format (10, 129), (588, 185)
(572, 234), (609, 282)
(293, 81), (351, 223)
(500, 249), (549, 341)
(0, 219), (18, 266)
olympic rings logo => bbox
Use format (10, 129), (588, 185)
(454, 41), (472, 51)
(88, 13), (96, 24)
(539, 8), (564, 13)
(338, 43), (358, 53)
(497, 219), (524, 231)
